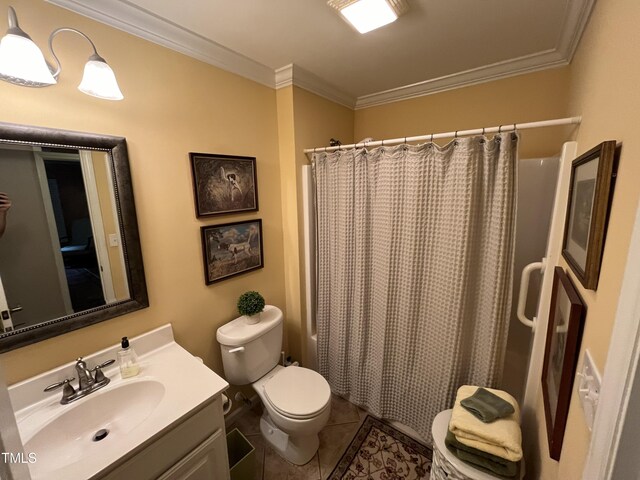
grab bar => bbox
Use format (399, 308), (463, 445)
(517, 259), (546, 331)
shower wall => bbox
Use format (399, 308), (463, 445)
(500, 156), (559, 402)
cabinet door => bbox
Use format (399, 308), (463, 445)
(97, 397), (225, 480)
(158, 429), (230, 480)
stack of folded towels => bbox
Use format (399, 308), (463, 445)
(446, 385), (522, 479)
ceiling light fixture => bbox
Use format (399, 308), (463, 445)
(328, 0), (409, 34)
(0, 6), (123, 100)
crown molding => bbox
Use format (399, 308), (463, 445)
(275, 64), (356, 109)
(46, 0), (275, 88)
(353, 0), (595, 109)
(47, 0), (595, 111)
(556, 0), (597, 62)
(274, 64), (295, 89)
(354, 48), (568, 109)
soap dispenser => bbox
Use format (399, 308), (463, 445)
(117, 336), (140, 378)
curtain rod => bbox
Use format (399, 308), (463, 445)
(304, 116), (582, 155)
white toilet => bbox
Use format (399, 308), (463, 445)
(216, 305), (331, 465)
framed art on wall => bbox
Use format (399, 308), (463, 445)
(190, 153), (258, 217)
(541, 267), (586, 461)
(562, 140), (617, 290)
(201, 219), (263, 284)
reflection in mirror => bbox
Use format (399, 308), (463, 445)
(0, 145), (129, 330)
(0, 122), (148, 352)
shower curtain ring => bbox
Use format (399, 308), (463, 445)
(454, 130), (459, 139)
(513, 123), (517, 132)
(482, 127), (485, 135)
(430, 133), (434, 142)
(498, 125), (503, 133)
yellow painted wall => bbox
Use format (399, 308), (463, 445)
(355, 67), (573, 159)
(277, 86), (354, 364)
(0, 0), (286, 405)
(534, 0), (640, 477)
(276, 86), (298, 361)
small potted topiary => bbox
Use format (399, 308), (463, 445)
(237, 291), (265, 324)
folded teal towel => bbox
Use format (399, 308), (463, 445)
(460, 387), (515, 423)
(445, 429), (520, 479)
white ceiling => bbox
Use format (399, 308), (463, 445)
(47, 0), (596, 108)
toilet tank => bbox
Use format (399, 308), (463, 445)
(216, 305), (283, 385)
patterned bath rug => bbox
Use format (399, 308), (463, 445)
(328, 415), (432, 480)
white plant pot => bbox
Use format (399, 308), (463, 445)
(244, 312), (261, 324)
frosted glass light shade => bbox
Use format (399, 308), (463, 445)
(340, 0), (398, 34)
(78, 58), (123, 100)
(0, 33), (56, 85)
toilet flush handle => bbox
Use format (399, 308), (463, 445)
(228, 347), (245, 353)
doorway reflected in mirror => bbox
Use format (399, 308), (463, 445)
(0, 122), (148, 352)
(0, 144), (129, 330)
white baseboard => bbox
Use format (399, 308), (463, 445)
(224, 393), (260, 430)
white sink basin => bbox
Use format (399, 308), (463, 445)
(25, 380), (165, 474)
(9, 324), (229, 480)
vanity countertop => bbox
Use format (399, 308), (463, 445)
(8, 324), (228, 480)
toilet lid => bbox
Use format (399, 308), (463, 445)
(264, 367), (331, 419)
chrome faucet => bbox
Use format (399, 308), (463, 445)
(44, 357), (115, 404)
(75, 357), (95, 391)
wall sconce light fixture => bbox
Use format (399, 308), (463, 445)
(0, 6), (123, 100)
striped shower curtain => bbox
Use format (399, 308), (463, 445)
(313, 133), (518, 441)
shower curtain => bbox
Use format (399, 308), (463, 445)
(313, 133), (518, 441)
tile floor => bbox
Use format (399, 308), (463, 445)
(228, 395), (368, 480)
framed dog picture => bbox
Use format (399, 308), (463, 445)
(201, 220), (263, 284)
(190, 153), (258, 217)
(562, 141), (617, 290)
(541, 267), (586, 460)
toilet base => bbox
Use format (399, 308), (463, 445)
(260, 413), (319, 465)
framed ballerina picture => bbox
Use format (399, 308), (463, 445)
(189, 152), (258, 217)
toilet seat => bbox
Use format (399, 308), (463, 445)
(263, 366), (331, 420)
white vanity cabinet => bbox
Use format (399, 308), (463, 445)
(158, 429), (228, 480)
(10, 325), (232, 480)
(97, 394), (230, 480)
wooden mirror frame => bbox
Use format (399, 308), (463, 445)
(0, 122), (148, 352)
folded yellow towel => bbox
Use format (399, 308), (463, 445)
(449, 385), (523, 462)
